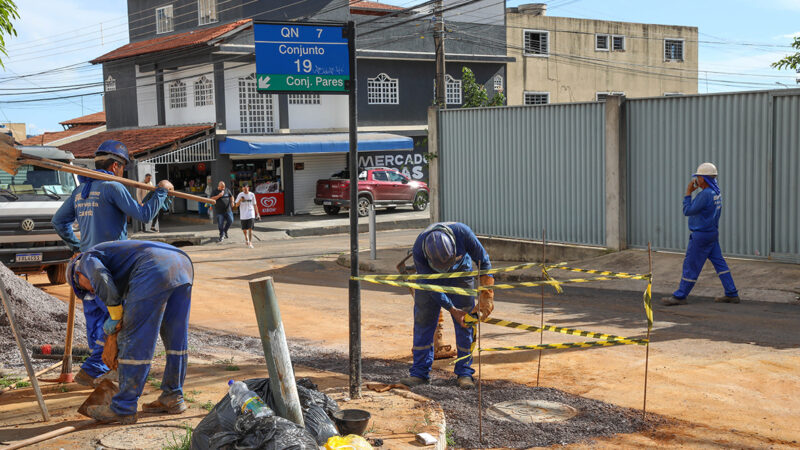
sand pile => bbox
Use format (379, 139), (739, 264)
(0, 264), (86, 373)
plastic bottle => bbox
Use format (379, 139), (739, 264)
(228, 380), (273, 418)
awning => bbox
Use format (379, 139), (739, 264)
(219, 132), (413, 155)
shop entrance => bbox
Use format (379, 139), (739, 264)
(230, 158), (285, 216)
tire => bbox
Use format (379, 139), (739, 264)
(323, 205), (341, 215)
(412, 191), (429, 211)
(47, 263), (67, 285)
(357, 196), (372, 217)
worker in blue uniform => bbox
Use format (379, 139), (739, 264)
(662, 162), (739, 306)
(66, 240), (194, 424)
(397, 222), (495, 390)
(52, 140), (173, 387)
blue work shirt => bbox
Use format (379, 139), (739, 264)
(683, 188), (721, 232)
(75, 240), (194, 308)
(52, 177), (167, 252)
(412, 222), (492, 310)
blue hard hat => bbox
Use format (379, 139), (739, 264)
(66, 254), (90, 300)
(95, 140), (130, 164)
(423, 225), (458, 273)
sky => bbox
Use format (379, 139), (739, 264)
(0, 0), (798, 135)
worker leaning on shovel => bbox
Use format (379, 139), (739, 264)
(398, 222), (494, 390)
(66, 240), (193, 424)
(51, 140), (174, 388)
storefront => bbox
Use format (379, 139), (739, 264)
(228, 156), (285, 216)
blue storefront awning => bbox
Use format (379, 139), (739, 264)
(219, 132), (413, 155)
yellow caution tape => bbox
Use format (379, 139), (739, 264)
(541, 266), (563, 294)
(357, 261), (567, 281)
(352, 277), (478, 296)
(546, 265), (650, 280)
(464, 316), (647, 343)
(451, 337), (648, 363)
(643, 281), (653, 331)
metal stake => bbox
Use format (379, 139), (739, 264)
(643, 242), (653, 420)
(536, 229), (546, 387)
(369, 204), (376, 260)
(476, 260), (483, 446)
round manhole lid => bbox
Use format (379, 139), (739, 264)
(99, 424), (190, 449)
(486, 399), (578, 424)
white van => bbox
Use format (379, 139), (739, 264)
(0, 146), (79, 284)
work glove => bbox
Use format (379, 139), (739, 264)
(471, 275), (495, 319)
(103, 305), (123, 335)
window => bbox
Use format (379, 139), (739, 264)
(156, 5), (174, 34)
(663, 92), (684, 97)
(524, 92), (549, 105)
(524, 30), (549, 55)
(493, 75), (503, 92)
(238, 74), (274, 134)
(169, 80), (187, 109)
(664, 39), (684, 61)
(595, 34), (609, 51)
(386, 171), (406, 182)
(288, 94), (321, 105)
(612, 35), (625, 51)
(596, 92), (625, 101)
(194, 76), (214, 107)
(104, 75), (116, 92)
(197, 0), (217, 25)
(372, 171), (388, 181)
(367, 73), (399, 105)
(433, 75), (462, 105)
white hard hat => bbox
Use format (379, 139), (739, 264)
(694, 162), (718, 176)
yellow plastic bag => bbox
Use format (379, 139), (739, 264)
(324, 434), (373, 450)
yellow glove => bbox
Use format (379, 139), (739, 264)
(471, 275), (495, 319)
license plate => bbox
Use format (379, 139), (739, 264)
(323, 201), (332, 205)
(15, 253), (42, 263)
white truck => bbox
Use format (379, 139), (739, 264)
(0, 146), (79, 284)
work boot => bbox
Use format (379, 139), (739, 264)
(714, 295), (740, 304)
(87, 405), (137, 424)
(397, 376), (430, 388)
(97, 370), (118, 384)
(456, 376), (475, 390)
(661, 296), (688, 306)
(74, 369), (98, 387)
(141, 393), (188, 415)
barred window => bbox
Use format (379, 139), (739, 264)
(197, 0), (217, 25)
(238, 74), (274, 134)
(524, 92), (549, 105)
(367, 73), (398, 105)
(664, 39), (684, 61)
(596, 92), (625, 101)
(169, 80), (187, 109)
(433, 75), (462, 105)
(493, 75), (503, 92)
(612, 35), (626, 51)
(156, 5), (173, 34)
(194, 76), (214, 107)
(288, 94), (321, 105)
(105, 75), (116, 92)
(596, 34), (609, 51)
(524, 30), (549, 55)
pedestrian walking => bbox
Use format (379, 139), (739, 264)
(662, 162), (739, 306)
(397, 222), (495, 390)
(204, 175), (214, 224)
(210, 181), (233, 243)
(66, 240), (193, 424)
(136, 173), (154, 232)
(52, 140), (173, 387)
(234, 184), (260, 248)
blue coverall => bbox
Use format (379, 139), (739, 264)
(673, 186), (738, 299)
(73, 240), (193, 416)
(52, 172), (167, 378)
(410, 222), (492, 380)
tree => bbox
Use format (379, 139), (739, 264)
(0, 0), (19, 68)
(461, 66), (505, 108)
(771, 36), (800, 71)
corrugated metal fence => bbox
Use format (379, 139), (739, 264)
(438, 103), (606, 246)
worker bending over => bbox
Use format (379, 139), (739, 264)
(398, 222), (494, 390)
(52, 140), (173, 387)
(66, 240), (193, 424)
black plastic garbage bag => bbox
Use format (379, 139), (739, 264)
(295, 380), (339, 445)
(208, 412), (318, 450)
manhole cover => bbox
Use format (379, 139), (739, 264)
(99, 424), (189, 449)
(486, 399), (578, 424)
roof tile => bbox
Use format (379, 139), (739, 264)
(58, 125), (213, 158)
(19, 125), (103, 146)
(60, 111), (106, 126)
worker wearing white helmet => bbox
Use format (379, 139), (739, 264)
(662, 162), (739, 306)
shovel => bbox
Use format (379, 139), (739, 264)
(0, 135), (215, 204)
(77, 379), (119, 418)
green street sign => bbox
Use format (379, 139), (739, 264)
(256, 74), (348, 92)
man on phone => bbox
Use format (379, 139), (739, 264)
(662, 162), (739, 306)
(234, 184), (260, 248)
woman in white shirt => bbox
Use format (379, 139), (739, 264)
(234, 184), (260, 248)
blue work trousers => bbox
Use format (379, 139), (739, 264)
(81, 295), (110, 378)
(673, 231), (738, 299)
(217, 211), (233, 237)
(410, 278), (475, 380)
(112, 284), (192, 416)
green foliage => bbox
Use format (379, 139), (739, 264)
(445, 428), (456, 446)
(201, 400), (215, 412)
(163, 425), (193, 450)
(0, 376), (21, 388)
(148, 375), (162, 389)
(0, 0), (19, 68)
(461, 66), (505, 108)
(16, 381), (30, 388)
(772, 36), (800, 71)
(214, 357), (240, 371)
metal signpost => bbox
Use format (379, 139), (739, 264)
(254, 21), (361, 398)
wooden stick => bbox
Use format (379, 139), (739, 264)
(0, 361), (62, 394)
(643, 242), (653, 420)
(3, 419), (96, 450)
(60, 290), (76, 380)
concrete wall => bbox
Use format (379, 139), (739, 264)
(223, 62), (279, 134)
(104, 61), (139, 129)
(163, 64), (217, 125)
(287, 95), (348, 131)
(0, 123), (26, 142)
(136, 65), (158, 127)
(505, 13), (698, 105)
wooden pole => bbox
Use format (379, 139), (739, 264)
(60, 290), (76, 382)
(4, 419), (96, 450)
(536, 229), (546, 387)
(0, 361), (61, 394)
(643, 242), (653, 420)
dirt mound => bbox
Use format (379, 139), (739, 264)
(0, 264), (86, 373)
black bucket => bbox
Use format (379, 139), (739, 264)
(332, 409), (371, 436)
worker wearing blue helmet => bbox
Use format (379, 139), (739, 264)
(398, 222), (494, 390)
(66, 240), (193, 424)
(52, 140), (175, 387)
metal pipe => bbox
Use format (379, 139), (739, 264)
(369, 204), (376, 260)
(536, 229), (546, 387)
(643, 242), (653, 420)
(248, 276), (304, 427)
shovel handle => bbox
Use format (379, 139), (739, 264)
(20, 156), (215, 204)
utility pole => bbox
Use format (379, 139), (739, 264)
(434, 0), (446, 108)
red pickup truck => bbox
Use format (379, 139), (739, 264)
(314, 167), (429, 217)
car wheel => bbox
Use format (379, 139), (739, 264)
(357, 196), (372, 217)
(323, 205), (341, 215)
(47, 263), (68, 285)
(412, 191), (429, 211)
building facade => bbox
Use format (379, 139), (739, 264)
(506, 3), (698, 105)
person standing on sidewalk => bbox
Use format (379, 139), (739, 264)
(204, 175), (214, 224)
(234, 184), (260, 248)
(662, 162), (739, 306)
(210, 181), (233, 243)
(136, 173), (154, 232)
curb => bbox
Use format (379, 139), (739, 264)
(257, 218), (429, 238)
